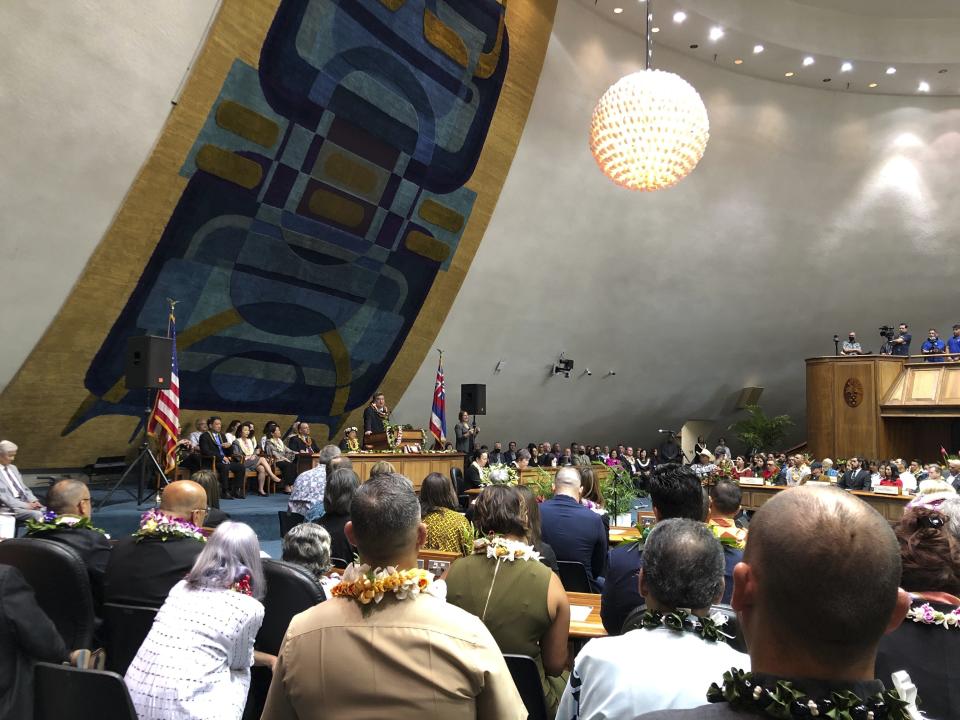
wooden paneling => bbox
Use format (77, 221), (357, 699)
(342, 453), (465, 489)
(805, 359), (835, 458)
(738, 483), (909, 522)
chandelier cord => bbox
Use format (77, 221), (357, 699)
(646, 0), (653, 70)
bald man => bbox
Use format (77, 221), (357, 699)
(104, 480), (209, 607)
(638, 487), (911, 720)
(539, 466), (608, 591)
(27, 479), (112, 607)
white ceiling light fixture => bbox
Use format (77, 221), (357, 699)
(673, 11), (686, 23)
(753, 44), (764, 54)
(841, 62), (853, 72)
(709, 26), (724, 41)
(803, 56), (815, 66)
(918, 81), (930, 92)
(651, 26), (660, 32)
(886, 67), (897, 75)
(589, 0), (710, 192)
(614, 7), (624, 14)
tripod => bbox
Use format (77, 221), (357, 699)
(97, 392), (169, 509)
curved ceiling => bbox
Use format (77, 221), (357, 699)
(580, 0), (960, 96)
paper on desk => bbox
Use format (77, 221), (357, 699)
(570, 605), (592, 623)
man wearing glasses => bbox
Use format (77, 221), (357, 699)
(27, 479), (112, 608)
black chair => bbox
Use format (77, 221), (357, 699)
(34, 662), (137, 720)
(243, 559), (325, 720)
(0, 538), (95, 648)
(620, 603), (747, 653)
(504, 654), (549, 720)
(330, 556), (349, 569)
(557, 560), (592, 593)
(451, 466), (465, 493)
(278, 510), (305, 538)
(101, 602), (159, 675)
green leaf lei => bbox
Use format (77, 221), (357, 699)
(707, 668), (914, 720)
(27, 512), (105, 535)
(639, 608), (728, 643)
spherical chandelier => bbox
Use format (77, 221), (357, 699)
(589, 3), (709, 192)
(590, 70), (709, 191)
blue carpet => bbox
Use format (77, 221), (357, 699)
(93, 492), (291, 546)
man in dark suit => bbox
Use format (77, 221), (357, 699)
(539, 467), (608, 591)
(288, 422), (321, 455)
(104, 480), (208, 608)
(363, 392), (389, 438)
(839, 456), (871, 491)
(501, 441), (518, 466)
(27, 479), (111, 609)
(198, 416), (245, 498)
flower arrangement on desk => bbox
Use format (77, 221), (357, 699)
(480, 463), (519, 486)
(714, 457), (734, 480)
(384, 423), (403, 450)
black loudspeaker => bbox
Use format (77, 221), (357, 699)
(125, 336), (173, 390)
(460, 384), (487, 415)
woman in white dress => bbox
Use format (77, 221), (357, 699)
(125, 521), (272, 720)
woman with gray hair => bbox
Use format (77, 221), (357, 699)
(282, 522), (339, 598)
(124, 521), (274, 720)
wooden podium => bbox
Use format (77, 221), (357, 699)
(364, 428), (426, 452)
(807, 355), (960, 461)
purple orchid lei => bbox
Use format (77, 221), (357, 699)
(906, 602), (960, 628)
(133, 507), (206, 543)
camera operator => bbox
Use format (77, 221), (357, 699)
(890, 323), (911, 356)
(921, 328), (946, 363)
(840, 331), (864, 356)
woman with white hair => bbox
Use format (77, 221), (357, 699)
(124, 521), (273, 720)
(281, 522), (339, 598)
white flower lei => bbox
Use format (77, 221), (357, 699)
(332, 562), (447, 604)
(473, 535), (541, 562)
(480, 463), (519, 486)
(906, 602), (960, 629)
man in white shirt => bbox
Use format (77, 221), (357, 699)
(558, 519), (748, 719)
(0, 440), (45, 522)
(895, 459), (917, 493)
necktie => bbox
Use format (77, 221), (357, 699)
(3, 466), (25, 500)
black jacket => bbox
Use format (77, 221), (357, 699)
(198, 431), (230, 460)
(0, 565), (68, 720)
(287, 436), (320, 454)
(363, 406), (386, 435)
(29, 527), (112, 609)
(464, 463), (483, 490)
(839, 468), (871, 491)
(104, 534), (205, 608)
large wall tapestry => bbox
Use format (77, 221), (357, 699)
(0, 0), (556, 467)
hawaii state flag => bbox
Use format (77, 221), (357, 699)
(147, 310), (180, 474)
(429, 355), (447, 446)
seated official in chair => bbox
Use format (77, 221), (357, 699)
(559, 519), (748, 719)
(26, 478), (112, 608)
(0, 439), (45, 522)
(104, 480), (208, 608)
(447, 485), (570, 717)
(198, 417), (246, 498)
(260, 473), (526, 720)
(125, 522), (273, 720)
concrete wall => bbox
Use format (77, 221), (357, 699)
(394, 0), (960, 450)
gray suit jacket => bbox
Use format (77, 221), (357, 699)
(0, 464), (40, 512)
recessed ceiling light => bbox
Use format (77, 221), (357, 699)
(689, 43), (699, 49)
(734, 59), (743, 65)
(673, 11), (687, 23)
(822, 78), (831, 82)
(938, 68), (948, 74)
(784, 72), (795, 78)
(651, 27), (660, 32)
(868, 82), (879, 88)
(613, 7), (623, 13)
(753, 45), (764, 54)
(918, 81), (930, 92)
(886, 67), (897, 75)
(803, 56), (815, 67)
(709, 26), (724, 41)
(841, 62), (853, 72)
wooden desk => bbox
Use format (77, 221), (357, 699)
(609, 526), (641, 544)
(331, 452), (465, 489)
(567, 592), (606, 638)
(737, 482), (911, 523)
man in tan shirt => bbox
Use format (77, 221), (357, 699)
(261, 472), (526, 720)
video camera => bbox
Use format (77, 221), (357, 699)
(879, 325), (896, 341)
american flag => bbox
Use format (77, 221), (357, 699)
(429, 354), (447, 446)
(147, 310), (180, 475)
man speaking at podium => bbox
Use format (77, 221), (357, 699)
(363, 392), (390, 437)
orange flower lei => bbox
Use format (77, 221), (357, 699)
(331, 563), (441, 605)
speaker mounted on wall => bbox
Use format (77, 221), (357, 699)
(736, 386), (764, 409)
(125, 336), (173, 390)
(460, 384), (487, 415)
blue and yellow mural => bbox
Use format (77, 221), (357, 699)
(67, 0), (508, 436)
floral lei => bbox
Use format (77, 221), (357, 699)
(346, 436), (361, 453)
(27, 511), (106, 536)
(331, 563), (444, 605)
(473, 535), (541, 562)
(905, 602), (960, 628)
(133, 508), (206, 543)
(639, 608), (730, 643)
(480, 463), (519, 487)
(707, 668), (916, 720)
(232, 573), (252, 596)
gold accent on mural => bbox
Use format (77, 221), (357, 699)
(844, 378), (864, 408)
(324, 152), (379, 195)
(419, 199), (465, 233)
(405, 231), (450, 262)
(423, 10), (469, 68)
(215, 100), (280, 147)
(476, 4), (507, 79)
(378, 0), (406, 9)
(308, 188), (365, 228)
(321, 329), (352, 416)
(195, 144), (263, 188)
